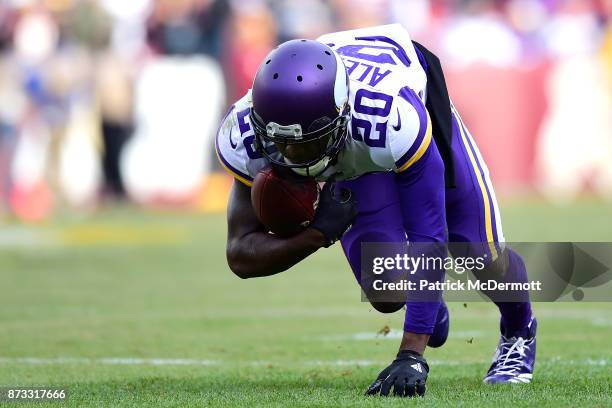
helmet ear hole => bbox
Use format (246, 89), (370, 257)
(308, 116), (332, 133)
(297, 75), (303, 82)
(273, 73), (279, 79)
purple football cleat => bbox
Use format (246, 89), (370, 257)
(483, 316), (537, 384)
(427, 301), (449, 348)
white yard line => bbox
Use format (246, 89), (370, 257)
(317, 329), (488, 341)
(0, 357), (219, 366)
(590, 317), (612, 327)
(0, 357), (608, 367)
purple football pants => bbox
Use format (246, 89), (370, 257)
(337, 109), (532, 335)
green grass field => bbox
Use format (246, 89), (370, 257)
(1, 198), (611, 407)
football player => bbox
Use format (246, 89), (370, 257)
(216, 24), (537, 397)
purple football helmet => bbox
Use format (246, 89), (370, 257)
(250, 39), (350, 177)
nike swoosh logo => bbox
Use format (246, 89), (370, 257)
(228, 128), (238, 149)
(392, 108), (401, 131)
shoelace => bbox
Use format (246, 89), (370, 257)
(491, 337), (531, 376)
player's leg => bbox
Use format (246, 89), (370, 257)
(445, 105), (536, 384)
(337, 172), (406, 314)
(338, 171), (449, 346)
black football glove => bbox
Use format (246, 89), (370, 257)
(310, 182), (357, 247)
(365, 350), (429, 397)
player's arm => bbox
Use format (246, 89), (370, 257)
(366, 89), (446, 398)
(226, 180), (324, 278)
(395, 89), (448, 348)
(226, 180), (356, 279)
(217, 101), (325, 278)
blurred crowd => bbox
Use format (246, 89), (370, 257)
(0, 0), (610, 221)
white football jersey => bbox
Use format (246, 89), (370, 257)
(216, 24), (432, 186)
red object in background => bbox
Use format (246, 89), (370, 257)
(226, 46), (269, 99)
(251, 167), (319, 237)
(445, 63), (550, 192)
(10, 181), (53, 223)
(223, 9), (277, 101)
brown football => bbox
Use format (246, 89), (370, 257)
(251, 167), (319, 237)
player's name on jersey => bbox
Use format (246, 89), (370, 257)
(372, 279), (543, 292)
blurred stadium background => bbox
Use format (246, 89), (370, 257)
(0, 0), (610, 221)
(1, 1), (612, 405)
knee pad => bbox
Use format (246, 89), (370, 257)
(342, 229), (408, 309)
(370, 301), (405, 314)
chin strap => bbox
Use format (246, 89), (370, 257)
(289, 156), (331, 177)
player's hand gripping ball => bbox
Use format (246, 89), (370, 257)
(310, 182), (358, 247)
(251, 167), (319, 237)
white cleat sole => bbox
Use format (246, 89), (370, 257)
(483, 373), (533, 384)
